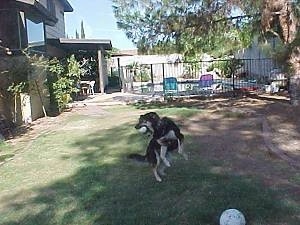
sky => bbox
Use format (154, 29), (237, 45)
(64, 0), (136, 50)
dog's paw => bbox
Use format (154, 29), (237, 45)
(183, 153), (189, 160)
(159, 170), (167, 176)
(156, 177), (162, 182)
(163, 159), (171, 167)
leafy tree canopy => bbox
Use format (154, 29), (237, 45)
(112, 0), (261, 57)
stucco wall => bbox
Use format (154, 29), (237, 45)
(28, 67), (50, 121)
(235, 37), (277, 76)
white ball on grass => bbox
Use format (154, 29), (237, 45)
(138, 126), (147, 134)
(219, 209), (246, 225)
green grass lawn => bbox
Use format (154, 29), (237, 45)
(0, 140), (15, 163)
(0, 105), (299, 225)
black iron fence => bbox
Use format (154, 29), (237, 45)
(110, 58), (288, 97)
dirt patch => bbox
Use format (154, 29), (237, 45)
(263, 103), (300, 161)
(180, 94), (300, 204)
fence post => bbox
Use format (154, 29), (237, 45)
(162, 63), (165, 95)
(232, 72), (235, 90)
(117, 58), (125, 92)
(150, 64), (153, 84)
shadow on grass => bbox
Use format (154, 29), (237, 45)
(130, 94), (263, 114)
(0, 118), (299, 225)
(0, 153), (14, 163)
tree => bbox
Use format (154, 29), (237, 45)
(112, 0), (257, 57)
(113, 0), (300, 105)
(75, 30), (79, 39)
(261, 0), (300, 105)
(81, 20), (86, 39)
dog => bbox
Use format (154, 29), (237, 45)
(128, 138), (181, 182)
(134, 112), (187, 167)
(129, 112), (187, 182)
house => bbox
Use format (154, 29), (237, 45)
(0, 0), (73, 55)
(0, 0), (112, 125)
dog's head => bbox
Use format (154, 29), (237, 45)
(135, 112), (160, 136)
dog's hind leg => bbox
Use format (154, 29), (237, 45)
(153, 152), (162, 182)
(158, 162), (167, 176)
(160, 145), (171, 167)
(153, 168), (162, 182)
(177, 139), (188, 160)
(159, 152), (172, 176)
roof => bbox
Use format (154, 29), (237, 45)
(16, 0), (73, 12)
(59, 38), (112, 50)
(112, 53), (183, 66)
(47, 38), (113, 53)
(15, 0), (57, 25)
(112, 49), (138, 57)
(58, 0), (73, 12)
(14, 0), (73, 26)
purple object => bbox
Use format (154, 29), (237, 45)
(199, 74), (213, 87)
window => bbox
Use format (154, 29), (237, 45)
(47, 0), (56, 16)
(26, 18), (45, 53)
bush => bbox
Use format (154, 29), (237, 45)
(207, 58), (243, 78)
(48, 55), (83, 112)
(126, 62), (150, 82)
(134, 70), (150, 82)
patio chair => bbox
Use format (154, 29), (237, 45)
(163, 77), (178, 96)
(192, 74), (217, 95)
(199, 74), (214, 88)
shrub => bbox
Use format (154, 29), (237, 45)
(135, 70), (150, 82)
(207, 58), (243, 78)
(48, 55), (83, 112)
(126, 62), (150, 82)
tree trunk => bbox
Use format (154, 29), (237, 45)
(289, 76), (300, 106)
(289, 46), (300, 106)
(261, 0), (299, 105)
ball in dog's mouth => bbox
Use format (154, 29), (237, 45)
(138, 126), (148, 134)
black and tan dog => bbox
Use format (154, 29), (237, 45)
(129, 112), (188, 182)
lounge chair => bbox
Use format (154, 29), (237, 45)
(163, 77), (178, 96)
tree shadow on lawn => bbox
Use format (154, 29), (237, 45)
(131, 94), (291, 114)
(0, 121), (299, 225)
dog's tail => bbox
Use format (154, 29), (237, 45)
(127, 153), (147, 162)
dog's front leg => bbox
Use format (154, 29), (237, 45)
(160, 145), (171, 167)
(153, 152), (162, 182)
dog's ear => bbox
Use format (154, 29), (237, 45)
(139, 115), (146, 121)
(149, 112), (159, 119)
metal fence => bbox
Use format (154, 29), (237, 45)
(111, 58), (288, 97)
